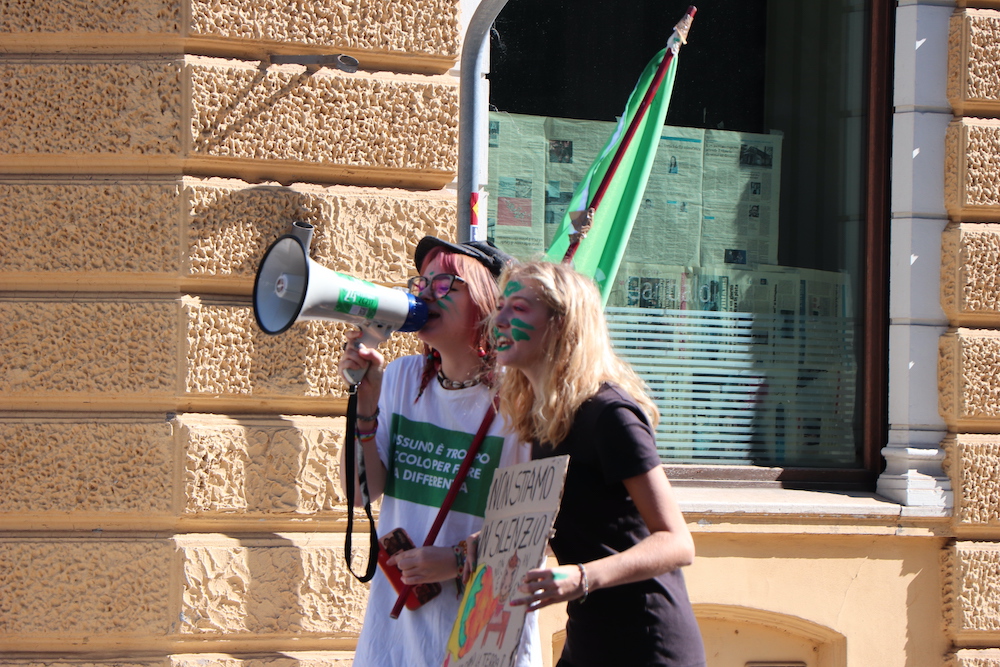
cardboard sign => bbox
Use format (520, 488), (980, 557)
(443, 455), (570, 667)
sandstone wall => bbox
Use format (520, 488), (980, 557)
(943, 6), (1000, 664)
(0, 0), (461, 663)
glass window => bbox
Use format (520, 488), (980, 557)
(484, 0), (886, 478)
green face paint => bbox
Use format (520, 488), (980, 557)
(492, 326), (511, 351)
(510, 317), (534, 342)
(503, 280), (523, 298)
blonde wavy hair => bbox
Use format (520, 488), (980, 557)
(495, 261), (659, 447)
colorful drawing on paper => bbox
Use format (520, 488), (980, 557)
(442, 456), (569, 667)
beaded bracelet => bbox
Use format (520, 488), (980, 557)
(356, 407), (380, 422)
(575, 563), (589, 602)
(356, 421), (377, 443)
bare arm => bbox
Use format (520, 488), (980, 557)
(338, 330), (388, 505)
(339, 426), (388, 506)
(512, 466), (694, 610)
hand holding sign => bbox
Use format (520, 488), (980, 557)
(443, 455), (569, 667)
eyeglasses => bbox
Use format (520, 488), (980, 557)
(407, 274), (466, 301)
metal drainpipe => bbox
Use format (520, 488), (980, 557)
(457, 0), (509, 243)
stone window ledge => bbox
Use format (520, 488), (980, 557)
(675, 486), (951, 535)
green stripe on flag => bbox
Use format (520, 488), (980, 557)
(543, 46), (679, 304)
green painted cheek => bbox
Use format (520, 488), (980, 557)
(438, 294), (454, 311)
(509, 318), (535, 342)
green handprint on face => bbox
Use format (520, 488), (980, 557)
(510, 318), (534, 341)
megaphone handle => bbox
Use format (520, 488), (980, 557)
(341, 323), (393, 386)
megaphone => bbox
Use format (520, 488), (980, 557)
(253, 223), (428, 385)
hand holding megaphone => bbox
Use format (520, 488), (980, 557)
(253, 226), (428, 386)
(339, 328), (386, 401)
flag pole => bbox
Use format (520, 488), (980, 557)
(563, 5), (697, 263)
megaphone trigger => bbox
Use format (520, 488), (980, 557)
(340, 325), (391, 386)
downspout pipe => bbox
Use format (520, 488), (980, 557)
(457, 0), (509, 242)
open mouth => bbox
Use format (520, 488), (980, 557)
(494, 334), (514, 352)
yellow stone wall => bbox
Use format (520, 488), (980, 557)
(0, 0), (461, 664)
(943, 6), (1000, 665)
(7, 1), (1000, 666)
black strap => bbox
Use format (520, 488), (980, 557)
(344, 389), (379, 582)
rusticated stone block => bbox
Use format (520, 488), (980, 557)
(182, 297), (423, 398)
(957, 1), (1000, 9)
(185, 179), (455, 288)
(942, 434), (1000, 526)
(0, 663), (161, 667)
(0, 296), (421, 409)
(943, 542), (1000, 642)
(942, 222), (1000, 326)
(949, 9), (1000, 116)
(0, 418), (174, 515)
(0, 177), (454, 292)
(0, 536), (369, 649)
(188, 58), (458, 184)
(189, 0), (460, 67)
(0, 414), (352, 524)
(179, 414), (346, 514)
(178, 536), (368, 636)
(172, 655), (355, 667)
(0, 540), (174, 636)
(0, 299), (179, 399)
(0, 60), (184, 156)
(0, 0), (459, 73)
(0, 653), (356, 667)
(947, 649), (1000, 667)
(939, 328), (1000, 431)
(0, 0), (182, 34)
(0, 180), (182, 276)
(0, 58), (459, 188)
(945, 118), (1000, 221)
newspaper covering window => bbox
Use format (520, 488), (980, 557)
(488, 111), (858, 467)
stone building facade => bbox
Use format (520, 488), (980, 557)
(3, 0), (1000, 666)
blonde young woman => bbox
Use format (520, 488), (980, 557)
(339, 237), (540, 667)
(493, 261), (706, 667)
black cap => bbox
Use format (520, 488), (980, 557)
(414, 236), (513, 279)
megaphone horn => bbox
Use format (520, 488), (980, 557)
(253, 229), (428, 384)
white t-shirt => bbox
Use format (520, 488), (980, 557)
(352, 355), (541, 667)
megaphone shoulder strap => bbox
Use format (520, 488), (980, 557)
(344, 390), (380, 583)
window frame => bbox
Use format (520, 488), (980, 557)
(458, 0), (894, 490)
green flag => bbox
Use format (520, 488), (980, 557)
(543, 43), (681, 303)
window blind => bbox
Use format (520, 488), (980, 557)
(606, 307), (857, 467)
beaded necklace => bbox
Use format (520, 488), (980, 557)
(436, 369), (480, 390)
